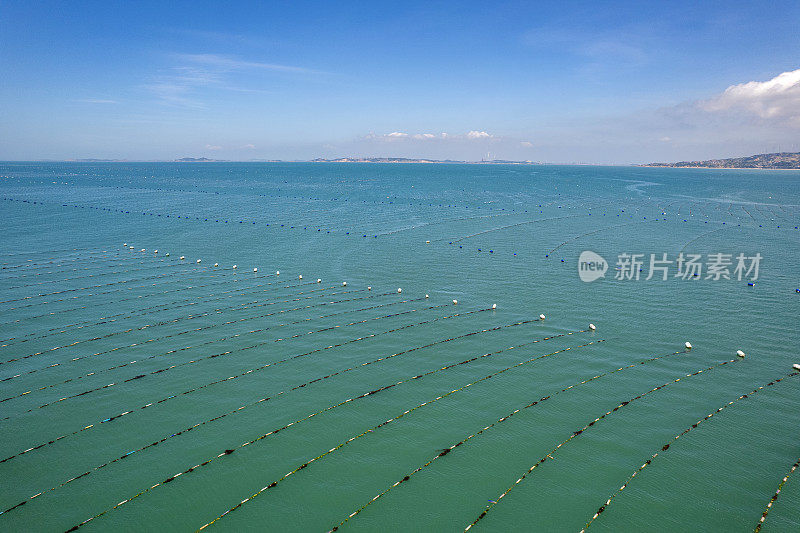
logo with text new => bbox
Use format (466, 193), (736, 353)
(578, 251), (607, 282)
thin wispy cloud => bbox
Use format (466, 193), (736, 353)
(75, 98), (118, 104)
(177, 53), (317, 74)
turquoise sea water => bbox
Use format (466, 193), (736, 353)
(0, 162), (798, 532)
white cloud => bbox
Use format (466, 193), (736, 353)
(412, 133), (436, 139)
(242, 143), (256, 149)
(386, 132), (408, 137)
(659, 136), (672, 142)
(520, 141), (534, 147)
(467, 130), (492, 139)
(700, 69), (800, 122)
(205, 144), (223, 150)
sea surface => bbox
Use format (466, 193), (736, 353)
(0, 162), (798, 532)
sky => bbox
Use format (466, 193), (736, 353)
(1, 0), (799, 163)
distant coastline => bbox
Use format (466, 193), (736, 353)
(642, 151), (800, 170)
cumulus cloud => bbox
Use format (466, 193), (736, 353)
(466, 130), (492, 139)
(700, 69), (800, 122)
(365, 131), (495, 142)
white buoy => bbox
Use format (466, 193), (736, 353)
(492, 304), (497, 309)
(232, 265), (237, 269)
(317, 278), (321, 283)
(589, 323), (596, 331)
(165, 253), (170, 257)
(685, 342), (692, 350)
(276, 270), (280, 275)
(299, 275), (303, 280)
(253, 268), (258, 273)
(793, 363), (800, 371)
(214, 263), (218, 267)
(180, 256), (185, 260)
(425, 294), (429, 298)
(342, 281), (347, 286)
(367, 286), (371, 290)
(397, 288), (402, 294)
(736, 350), (745, 358)
(196, 259), (201, 264)
(453, 299), (458, 305)
(539, 314), (546, 320)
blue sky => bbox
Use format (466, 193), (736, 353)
(1, 0), (799, 162)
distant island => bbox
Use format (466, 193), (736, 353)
(644, 152), (800, 169)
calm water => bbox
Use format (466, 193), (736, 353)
(0, 162), (798, 532)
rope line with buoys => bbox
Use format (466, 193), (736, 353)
(579, 370), (800, 532)
(0, 281), (338, 368)
(194, 340), (603, 531)
(547, 222), (638, 256)
(3, 299), (444, 414)
(0, 278), (324, 348)
(0, 255), (189, 289)
(755, 453), (800, 532)
(0, 263), (220, 305)
(0, 288), (379, 384)
(328, 347), (690, 531)
(0, 325), (577, 517)
(437, 215), (585, 243)
(0, 268), (302, 328)
(464, 357), (741, 531)
(0, 306), (491, 463)
(0, 295), (417, 402)
(66, 338), (599, 532)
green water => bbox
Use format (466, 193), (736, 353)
(0, 162), (798, 531)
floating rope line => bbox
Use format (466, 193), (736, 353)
(0, 307), (491, 463)
(579, 371), (800, 533)
(464, 357), (740, 531)
(0, 325), (576, 517)
(66, 337), (596, 532)
(679, 226), (729, 254)
(0, 281), (337, 367)
(0, 270), (220, 314)
(0, 278), (315, 345)
(438, 215), (584, 244)
(0, 263), (217, 305)
(0, 295), (419, 403)
(0, 267), (295, 327)
(0, 255), (192, 287)
(1, 277), (326, 351)
(374, 211), (515, 237)
(328, 347), (689, 531)
(0, 252), (139, 279)
(548, 222), (638, 256)
(0, 286), (365, 380)
(3, 299), (442, 413)
(193, 339), (602, 532)
(755, 454), (800, 532)
(0, 245), (100, 259)
(0, 255), (186, 289)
